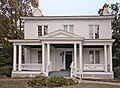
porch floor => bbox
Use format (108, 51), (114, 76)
(48, 70), (70, 77)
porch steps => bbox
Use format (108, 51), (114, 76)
(48, 70), (70, 77)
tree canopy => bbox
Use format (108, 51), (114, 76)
(0, 0), (36, 77)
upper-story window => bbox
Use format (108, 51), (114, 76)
(89, 25), (99, 39)
(38, 25), (48, 36)
(63, 25), (74, 33)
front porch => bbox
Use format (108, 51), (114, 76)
(10, 41), (113, 79)
(9, 30), (114, 79)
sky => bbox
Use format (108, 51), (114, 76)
(39, 0), (120, 16)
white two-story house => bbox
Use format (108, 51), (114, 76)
(9, 2), (114, 79)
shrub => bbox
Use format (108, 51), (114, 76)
(0, 65), (12, 77)
(114, 67), (120, 78)
(46, 76), (66, 87)
(28, 76), (77, 88)
(64, 78), (77, 86)
(28, 76), (47, 88)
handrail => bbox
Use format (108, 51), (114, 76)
(70, 62), (82, 79)
(46, 61), (52, 76)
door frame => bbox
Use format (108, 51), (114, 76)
(64, 51), (73, 70)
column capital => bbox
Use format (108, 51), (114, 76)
(13, 44), (17, 46)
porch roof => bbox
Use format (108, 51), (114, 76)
(9, 39), (41, 43)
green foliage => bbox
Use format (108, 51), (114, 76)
(28, 76), (77, 88)
(114, 67), (120, 78)
(0, 65), (12, 77)
(46, 76), (66, 87)
(0, 0), (34, 77)
(28, 76), (47, 88)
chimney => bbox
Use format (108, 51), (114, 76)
(102, 4), (109, 15)
(32, 0), (42, 16)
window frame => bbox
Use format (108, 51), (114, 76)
(38, 51), (42, 64)
(89, 24), (100, 39)
(38, 25), (48, 36)
(63, 25), (74, 33)
(89, 50), (100, 64)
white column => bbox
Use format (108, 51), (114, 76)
(46, 43), (50, 76)
(42, 43), (45, 73)
(104, 45), (107, 72)
(42, 26), (44, 36)
(13, 44), (17, 71)
(74, 43), (77, 69)
(79, 43), (82, 73)
(47, 43), (50, 64)
(109, 45), (113, 72)
(18, 45), (22, 71)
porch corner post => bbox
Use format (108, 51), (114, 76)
(42, 43), (45, 74)
(18, 45), (22, 71)
(13, 44), (17, 71)
(79, 42), (82, 75)
(109, 45), (113, 72)
(46, 43), (50, 76)
(74, 43), (77, 69)
(104, 45), (107, 72)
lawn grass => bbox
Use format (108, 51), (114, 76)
(0, 80), (28, 88)
(0, 79), (120, 88)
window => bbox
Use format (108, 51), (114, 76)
(95, 51), (100, 63)
(38, 25), (48, 36)
(89, 25), (99, 39)
(38, 26), (42, 36)
(89, 50), (100, 64)
(63, 25), (74, 33)
(38, 51), (42, 63)
(95, 25), (99, 39)
(89, 50), (94, 64)
(89, 25), (94, 39)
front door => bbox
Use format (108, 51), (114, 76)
(65, 51), (72, 70)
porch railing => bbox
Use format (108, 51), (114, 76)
(21, 64), (42, 71)
(83, 64), (105, 71)
(46, 61), (51, 76)
(70, 62), (82, 79)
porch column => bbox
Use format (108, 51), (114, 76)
(42, 43), (45, 73)
(109, 45), (113, 72)
(13, 44), (17, 71)
(104, 45), (107, 72)
(46, 43), (50, 76)
(74, 43), (77, 69)
(47, 43), (50, 65)
(18, 45), (22, 71)
(79, 42), (82, 73)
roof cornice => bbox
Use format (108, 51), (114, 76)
(21, 15), (114, 20)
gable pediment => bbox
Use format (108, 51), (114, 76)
(41, 29), (81, 38)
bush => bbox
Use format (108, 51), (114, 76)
(28, 76), (47, 88)
(0, 65), (12, 77)
(28, 76), (77, 88)
(64, 78), (77, 86)
(46, 76), (66, 87)
(114, 67), (120, 78)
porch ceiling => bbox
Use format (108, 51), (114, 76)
(83, 45), (104, 48)
(52, 44), (74, 48)
(24, 45), (42, 48)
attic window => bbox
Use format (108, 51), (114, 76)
(38, 25), (48, 36)
(63, 25), (74, 33)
